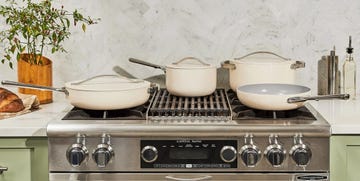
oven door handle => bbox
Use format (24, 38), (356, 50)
(165, 175), (212, 181)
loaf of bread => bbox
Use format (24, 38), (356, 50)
(0, 88), (25, 113)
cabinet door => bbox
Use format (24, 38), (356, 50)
(0, 138), (48, 181)
(0, 148), (31, 181)
(331, 136), (360, 181)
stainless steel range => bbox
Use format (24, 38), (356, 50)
(47, 89), (330, 181)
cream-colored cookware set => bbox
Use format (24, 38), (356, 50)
(1, 51), (350, 111)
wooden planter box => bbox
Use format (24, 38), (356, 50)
(17, 54), (53, 104)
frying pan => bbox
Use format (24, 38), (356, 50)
(1, 75), (156, 110)
(129, 57), (217, 97)
(237, 83), (349, 111)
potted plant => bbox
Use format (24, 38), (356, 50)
(0, 0), (99, 104)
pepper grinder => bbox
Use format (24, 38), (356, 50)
(318, 47), (341, 95)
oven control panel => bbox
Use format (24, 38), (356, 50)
(140, 140), (237, 169)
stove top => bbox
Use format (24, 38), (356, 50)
(48, 89), (330, 176)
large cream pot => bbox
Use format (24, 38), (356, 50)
(222, 51), (305, 91)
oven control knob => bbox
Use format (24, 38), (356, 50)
(141, 146), (158, 163)
(66, 143), (89, 167)
(290, 146), (312, 166)
(265, 135), (286, 167)
(290, 135), (312, 166)
(240, 146), (261, 167)
(240, 134), (261, 167)
(265, 145), (286, 167)
(220, 146), (237, 163)
(93, 144), (114, 168)
(66, 134), (88, 167)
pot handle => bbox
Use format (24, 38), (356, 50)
(129, 58), (166, 72)
(234, 51), (290, 61)
(172, 57), (210, 66)
(287, 94), (350, 103)
(1, 80), (68, 95)
(221, 60), (236, 70)
(290, 61), (306, 69)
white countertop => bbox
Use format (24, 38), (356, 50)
(0, 95), (70, 137)
(309, 93), (360, 135)
(1, 94), (360, 137)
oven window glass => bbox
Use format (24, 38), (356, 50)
(169, 148), (209, 160)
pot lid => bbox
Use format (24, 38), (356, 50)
(65, 75), (150, 92)
(234, 51), (293, 64)
(166, 57), (216, 69)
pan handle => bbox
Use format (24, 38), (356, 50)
(129, 58), (166, 72)
(147, 83), (159, 94)
(1, 80), (68, 95)
(287, 94), (350, 103)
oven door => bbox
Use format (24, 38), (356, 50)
(49, 172), (329, 181)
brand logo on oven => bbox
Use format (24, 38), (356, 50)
(176, 140), (202, 143)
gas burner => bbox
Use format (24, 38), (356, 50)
(226, 90), (316, 120)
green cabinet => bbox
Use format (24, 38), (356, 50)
(0, 138), (48, 181)
(331, 136), (360, 181)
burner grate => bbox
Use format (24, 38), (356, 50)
(148, 89), (231, 121)
(62, 105), (147, 120)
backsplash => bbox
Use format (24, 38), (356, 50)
(1, 0), (360, 94)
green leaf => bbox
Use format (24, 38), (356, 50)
(1, 59), (4, 64)
(52, 33), (56, 41)
(16, 53), (20, 61)
(9, 62), (13, 69)
(82, 23), (86, 32)
(5, 54), (10, 60)
(20, 46), (25, 52)
(51, 47), (56, 53)
(10, 45), (16, 53)
(65, 18), (70, 28)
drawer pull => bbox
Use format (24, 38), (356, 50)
(165, 175), (212, 181)
(0, 166), (8, 174)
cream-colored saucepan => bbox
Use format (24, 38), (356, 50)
(222, 51), (305, 91)
(237, 83), (349, 111)
(129, 57), (217, 97)
(1, 75), (156, 110)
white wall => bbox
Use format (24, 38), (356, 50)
(1, 0), (359, 94)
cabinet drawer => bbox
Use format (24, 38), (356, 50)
(0, 148), (31, 181)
